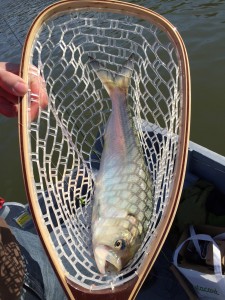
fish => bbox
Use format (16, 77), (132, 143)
(89, 55), (153, 274)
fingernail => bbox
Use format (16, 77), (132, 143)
(13, 82), (28, 96)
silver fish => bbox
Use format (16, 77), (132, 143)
(90, 55), (153, 274)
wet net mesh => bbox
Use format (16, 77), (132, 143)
(25, 9), (183, 290)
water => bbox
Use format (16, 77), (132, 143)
(0, 0), (225, 203)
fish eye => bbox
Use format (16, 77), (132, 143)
(114, 239), (126, 250)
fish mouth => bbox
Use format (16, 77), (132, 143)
(94, 245), (122, 274)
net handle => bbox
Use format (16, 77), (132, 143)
(19, 1), (191, 299)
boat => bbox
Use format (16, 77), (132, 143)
(185, 141), (225, 194)
(137, 141), (225, 300)
(1, 139), (224, 299)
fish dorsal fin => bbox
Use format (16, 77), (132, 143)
(89, 54), (134, 95)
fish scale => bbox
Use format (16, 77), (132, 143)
(90, 55), (153, 274)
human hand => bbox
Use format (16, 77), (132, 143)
(0, 62), (48, 119)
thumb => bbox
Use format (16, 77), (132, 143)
(0, 67), (28, 97)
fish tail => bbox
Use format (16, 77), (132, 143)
(89, 54), (134, 96)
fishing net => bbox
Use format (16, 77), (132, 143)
(20, 1), (189, 296)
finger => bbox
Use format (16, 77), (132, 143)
(0, 62), (20, 75)
(29, 101), (40, 121)
(0, 66), (28, 97)
(0, 97), (18, 118)
(30, 76), (48, 109)
(0, 86), (18, 104)
(29, 86), (48, 121)
(29, 67), (48, 120)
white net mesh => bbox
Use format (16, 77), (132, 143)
(25, 8), (184, 290)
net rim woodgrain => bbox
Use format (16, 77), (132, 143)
(19, 1), (191, 299)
